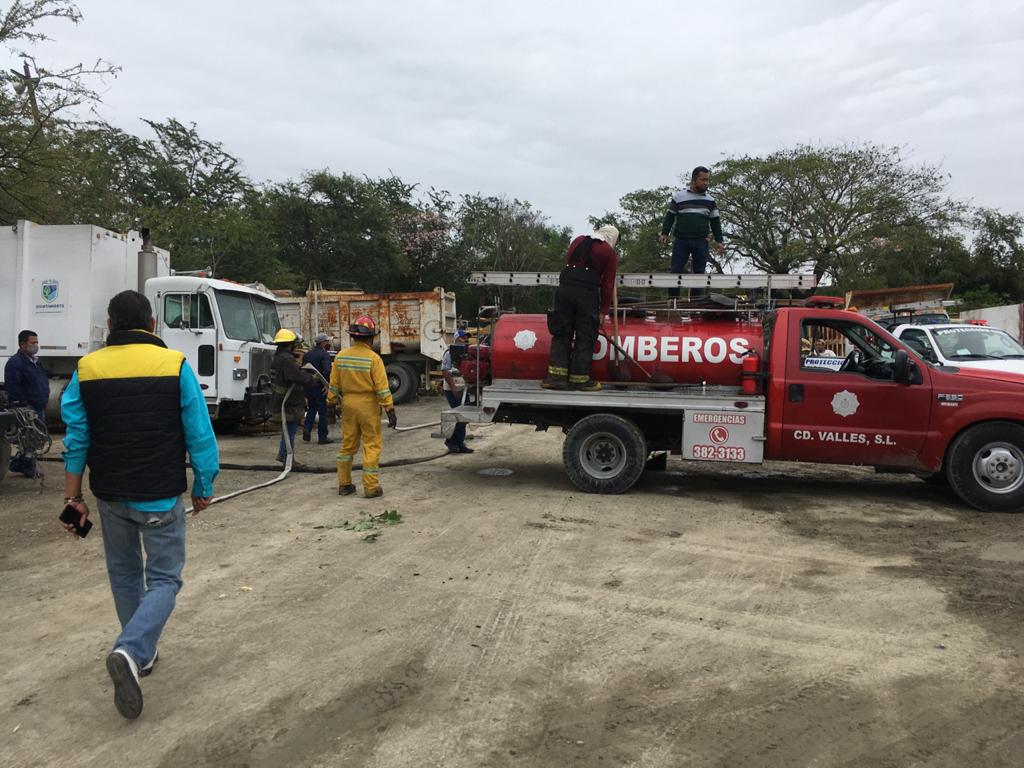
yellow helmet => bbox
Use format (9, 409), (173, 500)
(273, 328), (298, 344)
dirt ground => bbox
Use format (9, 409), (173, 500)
(3, 396), (1024, 768)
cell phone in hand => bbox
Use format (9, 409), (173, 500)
(59, 504), (93, 538)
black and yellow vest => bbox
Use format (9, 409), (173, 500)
(77, 330), (188, 501)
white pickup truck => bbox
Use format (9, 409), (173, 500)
(891, 323), (1024, 375)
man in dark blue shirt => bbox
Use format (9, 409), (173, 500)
(302, 334), (334, 444)
(4, 329), (49, 477)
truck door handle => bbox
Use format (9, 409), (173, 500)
(788, 384), (804, 403)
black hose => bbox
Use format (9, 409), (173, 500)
(203, 451), (451, 474)
(41, 451), (452, 472)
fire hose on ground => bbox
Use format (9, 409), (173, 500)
(40, 370), (455, 511)
(192, 374), (448, 510)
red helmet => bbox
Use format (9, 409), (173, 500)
(349, 315), (378, 337)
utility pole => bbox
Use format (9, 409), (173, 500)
(9, 60), (43, 129)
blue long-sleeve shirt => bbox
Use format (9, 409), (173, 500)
(62, 362), (219, 511)
(4, 351), (50, 411)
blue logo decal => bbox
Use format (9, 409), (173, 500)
(41, 280), (59, 303)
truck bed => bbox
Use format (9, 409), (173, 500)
(476, 378), (763, 411)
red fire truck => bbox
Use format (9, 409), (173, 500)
(444, 273), (1024, 513)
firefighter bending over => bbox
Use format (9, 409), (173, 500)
(328, 316), (397, 498)
(541, 224), (619, 392)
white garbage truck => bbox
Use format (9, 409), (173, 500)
(0, 220), (283, 431)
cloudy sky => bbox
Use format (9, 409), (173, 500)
(30, 0), (1024, 232)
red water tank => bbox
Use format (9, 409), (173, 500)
(487, 314), (765, 385)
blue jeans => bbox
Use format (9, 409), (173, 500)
(304, 388), (329, 441)
(668, 237), (710, 297)
(277, 421), (299, 461)
(98, 497), (186, 667)
(444, 390), (467, 447)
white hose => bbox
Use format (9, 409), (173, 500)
(186, 382), (295, 514)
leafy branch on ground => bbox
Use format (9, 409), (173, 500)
(314, 509), (402, 541)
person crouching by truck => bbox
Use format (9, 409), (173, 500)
(302, 333), (334, 444)
(271, 329), (323, 467)
(441, 329), (473, 454)
(541, 224), (619, 392)
(328, 316), (397, 498)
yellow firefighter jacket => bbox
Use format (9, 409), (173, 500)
(328, 340), (394, 409)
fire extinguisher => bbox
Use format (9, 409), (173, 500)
(741, 349), (761, 395)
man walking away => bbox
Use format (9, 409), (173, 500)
(4, 329), (49, 478)
(541, 224), (619, 392)
(328, 316), (397, 497)
(659, 166), (725, 297)
(441, 329), (473, 454)
(60, 290), (219, 720)
(302, 333), (334, 444)
(271, 329), (321, 466)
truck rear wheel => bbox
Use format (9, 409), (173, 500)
(947, 421), (1024, 512)
(563, 414), (647, 494)
(386, 363), (418, 404)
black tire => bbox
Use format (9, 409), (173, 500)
(563, 413), (647, 494)
(946, 421), (1024, 513)
(386, 362), (418, 404)
(0, 437), (10, 486)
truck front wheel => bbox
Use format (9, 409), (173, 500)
(563, 414), (647, 494)
(947, 421), (1024, 512)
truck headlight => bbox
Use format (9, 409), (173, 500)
(232, 368), (248, 381)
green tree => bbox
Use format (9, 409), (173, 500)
(964, 207), (1024, 303)
(260, 170), (407, 292)
(455, 193), (570, 313)
(0, 0), (119, 221)
(588, 186), (676, 272)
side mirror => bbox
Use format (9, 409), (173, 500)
(894, 349), (913, 384)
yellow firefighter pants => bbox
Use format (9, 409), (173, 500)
(336, 395), (383, 494)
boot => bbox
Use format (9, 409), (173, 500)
(365, 487), (383, 499)
(540, 377), (568, 390)
(571, 379), (602, 392)
(338, 484), (356, 496)
(302, 429), (311, 442)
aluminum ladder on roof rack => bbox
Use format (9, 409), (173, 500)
(469, 272), (817, 290)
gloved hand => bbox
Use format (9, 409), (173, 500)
(386, 409), (398, 429)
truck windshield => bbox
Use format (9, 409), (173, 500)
(216, 290), (282, 343)
(252, 297), (282, 344)
(216, 290), (261, 342)
(931, 327), (1024, 360)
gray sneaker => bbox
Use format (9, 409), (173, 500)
(106, 649), (143, 719)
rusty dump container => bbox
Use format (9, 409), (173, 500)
(281, 287), (457, 363)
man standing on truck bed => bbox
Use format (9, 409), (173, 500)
(541, 224), (619, 392)
(4, 329), (49, 478)
(659, 166), (725, 298)
(329, 316), (397, 498)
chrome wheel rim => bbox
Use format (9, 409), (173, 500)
(972, 442), (1024, 495)
(579, 431), (628, 480)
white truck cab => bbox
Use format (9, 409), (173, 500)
(146, 276), (282, 426)
(891, 323), (1024, 374)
